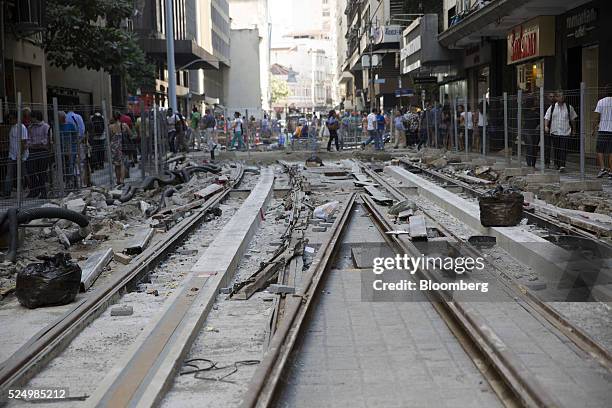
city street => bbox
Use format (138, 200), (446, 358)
(0, 1), (611, 407)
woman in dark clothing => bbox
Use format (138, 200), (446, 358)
(326, 110), (340, 152)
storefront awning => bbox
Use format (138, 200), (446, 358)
(439, 0), (592, 48)
(139, 39), (219, 70)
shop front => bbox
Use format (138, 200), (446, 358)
(464, 42), (491, 111)
(559, 0), (612, 153)
(507, 16), (556, 94)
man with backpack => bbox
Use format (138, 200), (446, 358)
(544, 91), (577, 172)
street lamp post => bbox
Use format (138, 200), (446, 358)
(165, 0), (177, 111)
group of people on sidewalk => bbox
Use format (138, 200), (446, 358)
(0, 108), (137, 198)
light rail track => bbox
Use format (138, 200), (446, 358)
(357, 161), (612, 371)
(400, 158), (612, 247)
(0, 164), (245, 400)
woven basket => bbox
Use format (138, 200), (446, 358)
(478, 192), (524, 227)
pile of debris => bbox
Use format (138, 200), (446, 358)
(0, 159), (232, 294)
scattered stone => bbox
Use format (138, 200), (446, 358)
(147, 289), (159, 296)
(430, 158), (448, 169)
(267, 284), (296, 294)
(312, 227), (327, 232)
(219, 287), (232, 294)
(110, 305), (133, 316)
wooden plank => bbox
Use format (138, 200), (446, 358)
(409, 215), (428, 241)
(194, 184), (223, 200)
(354, 180), (378, 187)
(454, 173), (493, 185)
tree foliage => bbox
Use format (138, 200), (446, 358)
(270, 77), (290, 104)
(40, 0), (154, 92)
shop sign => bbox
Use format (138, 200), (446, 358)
(507, 17), (555, 65)
(400, 36), (421, 60)
(373, 25), (402, 44)
(464, 43), (491, 68)
(509, 25), (537, 63)
(566, 7), (597, 40)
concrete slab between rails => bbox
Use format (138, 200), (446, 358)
(88, 169), (275, 408)
(384, 165), (611, 299)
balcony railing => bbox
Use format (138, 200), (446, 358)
(7, 0), (46, 35)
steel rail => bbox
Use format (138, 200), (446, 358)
(240, 193), (357, 408)
(400, 158), (612, 246)
(360, 194), (561, 408)
(358, 162), (612, 371)
(0, 164), (244, 397)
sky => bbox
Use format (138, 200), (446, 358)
(269, 0), (293, 43)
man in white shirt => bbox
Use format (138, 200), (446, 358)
(593, 86), (612, 178)
(544, 92), (577, 172)
(3, 112), (29, 197)
(361, 108), (378, 149)
(460, 105), (474, 151)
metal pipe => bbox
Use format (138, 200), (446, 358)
(503, 91), (509, 164)
(464, 96), (469, 158)
(580, 82), (586, 180)
(16, 92), (22, 208)
(101, 100), (114, 186)
(52, 98), (64, 198)
(517, 89), (522, 166)
(482, 94), (487, 156)
(154, 105), (159, 174)
(453, 96), (458, 152)
(540, 86), (545, 174)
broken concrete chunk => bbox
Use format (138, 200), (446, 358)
(114, 252), (132, 265)
(65, 198), (86, 214)
(560, 180), (602, 193)
(388, 199), (418, 216)
(110, 305), (133, 316)
(267, 284), (296, 294)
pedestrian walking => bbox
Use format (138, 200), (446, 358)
(26, 111), (51, 198)
(461, 105), (476, 152)
(594, 85), (612, 179)
(108, 111), (131, 185)
(326, 110), (340, 152)
(58, 111), (79, 189)
(203, 109), (218, 160)
(2, 112), (28, 197)
(393, 110), (406, 148)
(230, 112), (245, 150)
(543, 92), (557, 167)
(190, 106), (201, 149)
(376, 110), (386, 150)
(166, 108), (179, 153)
(404, 107), (419, 148)
(361, 108), (378, 149)
(544, 91), (577, 172)
(524, 97), (540, 168)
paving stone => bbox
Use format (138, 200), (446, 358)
(110, 305), (133, 316)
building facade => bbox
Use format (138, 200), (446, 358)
(133, 0), (219, 112)
(227, 0), (271, 116)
